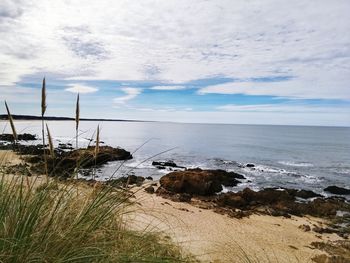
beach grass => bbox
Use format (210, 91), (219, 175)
(0, 80), (193, 262)
(0, 173), (192, 262)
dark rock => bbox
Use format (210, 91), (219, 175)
(299, 224), (311, 232)
(0, 133), (37, 141)
(58, 143), (74, 150)
(284, 188), (323, 199)
(324, 186), (350, 195)
(3, 144), (133, 178)
(159, 168), (245, 196)
(144, 186), (155, 194)
(171, 193), (192, 202)
(145, 176), (153, 180)
(152, 160), (186, 170)
(214, 188), (350, 218)
(246, 163), (255, 168)
(107, 175), (145, 187)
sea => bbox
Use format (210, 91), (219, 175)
(2, 120), (350, 196)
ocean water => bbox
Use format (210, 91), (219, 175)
(2, 120), (350, 196)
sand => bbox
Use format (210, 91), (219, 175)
(0, 150), (341, 262)
(128, 186), (342, 263)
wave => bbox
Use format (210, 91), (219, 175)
(278, 161), (314, 167)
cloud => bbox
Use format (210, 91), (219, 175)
(216, 103), (350, 114)
(113, 88), (142, 104)
(0, 0), (24, 20)
(0, 0), (350, 125)
(65, 84), (98, 94)
(198, 75), (350, 100)
(150, 85), (187, 91)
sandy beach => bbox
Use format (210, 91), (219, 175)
(127, 184), (343, 263)
(0, 149), (347, 263)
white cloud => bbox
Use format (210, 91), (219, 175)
(113, 88), (141, 104)
(216, 103), (350, 114)
(0, 0), (350, 122)
(65, 84), (98, 94)
(150, 85), (187, 91)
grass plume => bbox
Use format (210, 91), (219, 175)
(4, 101), (17, 142)
(46, 124), (55, 158)
(75, 93), (80, 149)
(41, 77), (48, 182)
(95, 124), (100, 158)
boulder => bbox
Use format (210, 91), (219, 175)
(324, 186), (350, 195)
(107, 175), (145, 186)
(159, 168), (245, 196)
(144, 186), (155, 194)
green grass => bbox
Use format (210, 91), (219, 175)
(0, 174), (192, 263)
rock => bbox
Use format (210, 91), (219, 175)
(0, 133), (37, 141)
(216, 194), (247, 208)
(145, 176), (153, 180)
(171, 193), (192, 202)
(144, 186), (155, 194)
(107, 175), (145, 186)
(159, 168), (245, 196)
(299, 224), (311, 232)
(284, 189), (323, 199)
(58, 143), (74, 150)
(324, 186), (350, 195)
(214, 188), (350, 219)
(245, 163), (255, 168)
(152, 160), (186, 170)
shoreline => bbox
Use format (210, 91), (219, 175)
(129, 184), (342, 262)
(1, 149), (349, 262)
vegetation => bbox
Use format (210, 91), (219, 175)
(0, 174), (191, 262)
(0, 78), (193, 263)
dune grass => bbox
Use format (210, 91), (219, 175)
(0, 78), (191, 262)
(0, 173), (192, 262)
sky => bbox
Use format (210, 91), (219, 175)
(0, 0), (350, 126)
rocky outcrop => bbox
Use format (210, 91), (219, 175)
(152, 160), (186, 170)
(159, 168), (245, 196)
(215, 188), (349, 218)
(10, 144), (133, 178)
(0, 133), (37, 141)
(324, 186), (350, 195)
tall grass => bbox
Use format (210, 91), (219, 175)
(4, 101), (17, 143)
(0, 175), (191, 263)
(46, 124), (54, 158)
(0, 78), (193, 262)
(41, 78), (48, 182)
(75, 93), (80, 149)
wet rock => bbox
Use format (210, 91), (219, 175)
(0, 133), (37, 141)
(324, 186), (350, 195)
(145, 176), (153, 180)
(144, 186), (155, 194)
(152, 160), (186, 170)
(159, 168), (245, 196)
(245, 163), (255, 168)
(58, 143), (74, 150)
